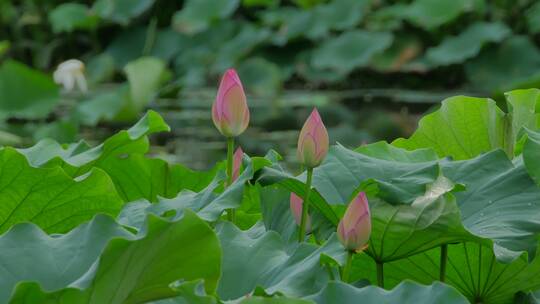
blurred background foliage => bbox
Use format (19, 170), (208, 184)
(1, 0), (540, 168)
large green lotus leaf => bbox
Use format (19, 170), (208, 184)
(465, 36), (540, 93)
(526, 2), (540, 34)
(18, 111), (216, 202)
(402, 0), (484, 30)
(0, 60), (59, 119)
(376, 242), (540, 304)
(0, 147), (122, 234)
(355, 141), (438, 162)
(0, 215), (129, 303)
(307, 0), (369, 39)
(293, 144), (474, 263)
(506, 89), (540, 150)
(92, 0), (154, 25)
(316, 143), (540, 261)
(18, 110), (169, 175)
(263, 0), (368, 42)
(441, 150), (540, 261)
(216, 222), (346, 300)
(92, 153), (217, 202)
(425, 22), (510, 66)
(301, 145), (476, 263)
(172, 0), (239, 34)
(117, 156), (254, 229)
(392, 96), (506, 160)
(306, 281), (470, 304)
(282, 0), (368, 40)
(522, 129), (540, 186)
(256, 144), (440, 229)
(260, 8), (313, 43)
(8, 211), (221, 303)
(48, 3), (99, 33)
(312, 145), (440, 205)
(365, 178), (474, 263)
(212, 23), (271, 73)
(310, 30), (393, 75)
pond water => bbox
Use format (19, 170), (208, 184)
(109, 88), (466, 170)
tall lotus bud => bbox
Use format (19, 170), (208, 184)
(297, 108), (329, 168)
(232, 147), (243, 182)
(290, 193), (311, 233)
(337, 192), (371, 252)
(212, 69), (250, 137)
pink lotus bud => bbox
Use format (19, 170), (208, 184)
(297, 108), (329, 168)
(212, 69), (250, 137)
(232, 147), (243, 182)
(337, 192), (371, 252)
(290, 193), (311, 233)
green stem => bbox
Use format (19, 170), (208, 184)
(440, 244), (448, 282)
(298, 168), (314, 242)
(226, 137), (236, 223)
(376, 261), (384, 288)
(341, 250), (354, 283)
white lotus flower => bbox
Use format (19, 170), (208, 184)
(53, 59), (88, 93)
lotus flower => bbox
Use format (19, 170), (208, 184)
(212, 69), (250, 137)
(290, 193), (311, 233)
(337, 192), (371, 252)
(53, 59), (87, 93)
(232, 147), (243, 182)
(297, 108), (329, 168)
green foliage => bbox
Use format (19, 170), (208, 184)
(306, 281), (470, 304)
(311, 30), (393, 75)
(425, 22), (510, 67)
(172, 0), (240, 35)
(48, 3), (99, 33)
(5, 0), (540, 98)
(92, 0), (155, 26)
(393, 96), (506, 160)
(465, 36), (540, 93)
(3, 89), (540, 303)
(0, 60), (59, 119)
(0, 148), (122, 234)
(7, 211), (221, 303)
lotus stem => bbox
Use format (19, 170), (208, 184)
(298, 167), (313, 242)
(341, 250), (354, 282)
(226, 137), (236, 223)
(376, 261), (384, 288)
(440, 244), (448, 282)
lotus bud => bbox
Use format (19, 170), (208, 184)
(290, 193), (311, 233)
(232, 147), (243, 182)
(212, 69), (250, 137)
(337, 192), (371, 252)
(297, 108), (329, 168)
